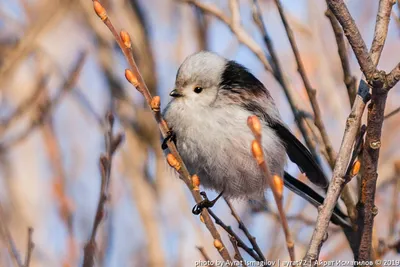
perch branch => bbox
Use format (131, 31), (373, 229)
(91, 1), (232, 261)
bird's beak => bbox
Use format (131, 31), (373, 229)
(169, 89), (183, 98)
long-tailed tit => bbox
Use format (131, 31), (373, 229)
(162, 51), (349, 227)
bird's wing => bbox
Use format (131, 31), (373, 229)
(271, 122), (329, 188)
(283, 172), (350, 228)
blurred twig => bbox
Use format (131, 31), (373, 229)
(91, 1), (232, 261)
(273, 0), (336, 169)
(0, 204), (24, 267)
(0, 52), (87, 150)
(384, 106), (400, 120)
(196, 247), (211, 265)
(24, 228), (34, 267)
(251, 0), (320, 163)
(82, 113), (124, 267)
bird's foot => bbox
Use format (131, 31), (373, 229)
(192, 191), (224, 215)
(161, 130), (176, 150)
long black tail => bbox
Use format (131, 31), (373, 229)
(283, 172), (351, 229)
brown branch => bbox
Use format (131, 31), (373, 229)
(224, 199), (265, 262)
(326, 0), (376, 82)
(0, 52), (87, 150)
(251, 0), (320, 163)
(91, 1), (232, 261)
(274, 0), (336, 175)
(0, 204), (24, 267)
(24, 227), (34, 267)
(207, 208), (263, 262)
(386, 62), (400, 89)
(248, 116), (295, 261)
(304, 0), (399, 264)
(196, 246), (212, 264)
(82, 113), (124, 267)
(229, 235), (247, 265)
(356, 0), (397, 261)
(384, 106), (400, 120)
(0, 76), (46, 135)
(325, 8), (357, 106)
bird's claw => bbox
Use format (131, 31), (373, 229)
(162, 130), (176, 150)
(192, 191), (224, 215)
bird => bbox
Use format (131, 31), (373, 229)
(162, 51), (349, 227)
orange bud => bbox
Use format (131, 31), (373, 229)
(151, 96), (161, 112)
(192, 174), (200, 190)
(350, 160), (361, 177)
(273, 175), (284, 196)
(125, 69), (139, 88)
(213, 239), (224, 251)
(93, 1), (107, 21)
(251, 140), (264, 164)
(120, 30), (131, 48)
(199, 214), (205, 223)
(167, 153), (181, 171)
(247, 115), (262, 137)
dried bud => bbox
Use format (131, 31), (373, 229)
(247, 115), (262, 138)
(125, 69), (139, 88)
(350, 160), (361, 177)
(192, 175), (200, 191)
(251, 140), (264, 164)
(213, 239), (224, 251)
(120, 30), (132, 48)
(273, 175), (284, 197)
(151, 96), (161, 112)
(167, 153), (181, 171)
(93, 1), (107, 21)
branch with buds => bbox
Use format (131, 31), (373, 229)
(248, 115), (295, 261)
(92, 0), (232, 262)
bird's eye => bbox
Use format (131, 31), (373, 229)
(194, 86), (203, 94)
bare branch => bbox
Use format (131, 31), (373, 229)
(325, 8), (357, 106)
(326, 0), (376, 81)
(82, 113), (124, 267)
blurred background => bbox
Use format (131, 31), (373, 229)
(0, 0), (399, 266)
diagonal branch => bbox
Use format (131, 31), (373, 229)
(91, 1), (232, 261)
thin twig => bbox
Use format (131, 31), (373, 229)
(207, 209), (263, 262)
(229, 235), (247, 265)
(91, 1), (232, 261)
(224, 199), (265, 262)
(82, 112), (124, 267)
(251, 0), (320, 162)
(248, 116), (295, 261)
(273, 0), (336, 169)
(0, 76), (46, 135)
(384, 106), (400, 120)
(325, 8), (357, 107)
(0, 52), (87, 150)
(0, 203), (24, 267)
(196, 246), (212, 263)
(24, 227), (34, 267)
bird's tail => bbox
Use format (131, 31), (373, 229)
(283, 172), (352, 229)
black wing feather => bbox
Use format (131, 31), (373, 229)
(271, 122), (329, 188)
